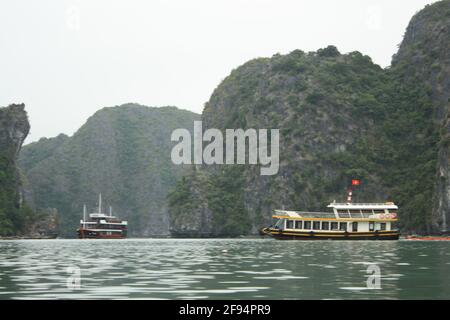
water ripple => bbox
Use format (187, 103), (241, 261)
(0, 239), (449, 299)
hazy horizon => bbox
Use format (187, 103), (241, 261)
(0, 0), (439, 144)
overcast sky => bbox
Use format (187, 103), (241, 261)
(0, 0), (438, 143)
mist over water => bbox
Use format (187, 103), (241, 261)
(0, 239), (449, 299)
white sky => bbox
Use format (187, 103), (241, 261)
(0, 0), (438, 143)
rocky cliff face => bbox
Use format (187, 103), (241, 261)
(168, 169), (214, 237)
(392, 1), (450, 233)
(19, 104), (200, 237)
(0, 104), (31, 235)
(0, 104), (29, 158)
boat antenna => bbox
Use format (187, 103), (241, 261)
(98, 193), (102, 213)
(109, 206), (112, 217)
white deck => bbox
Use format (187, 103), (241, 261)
(276, 202), (398, 219)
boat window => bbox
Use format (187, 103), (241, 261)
(321, 222), (329, 230)
(373, 209), (385, 214)
(313, 221), (321, 230)
(349, 210), (361, 214)
(337, 210), (350, 218)
(330, 222), (338, 231)
(287, 220), (294, 229)
(304, 221), (312, 230)
(352, 222), (358, 232)
(361, 209), (373, 214)
(274, 219), (286, 229)
(369, 222), (375, 231)
(295, 221), (303, 229)
(339, 222), (347, 231)
(380, 223), (386, 231)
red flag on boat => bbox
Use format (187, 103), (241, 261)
(351, 179), (360, 186)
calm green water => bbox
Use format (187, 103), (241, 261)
(0, 238), (449, 299)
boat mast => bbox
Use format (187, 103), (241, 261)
(83, 204), (86, 228)
(98, 193), (102, 214)
(109, 206), (112, 217)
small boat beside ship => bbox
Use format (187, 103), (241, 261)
(261, 187), (400, 240)
(77, 194), (128, 239)
(404, 235), (450, 241)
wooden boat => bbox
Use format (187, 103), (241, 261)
(404, 236), (450, 241)
(77, 194), (128, 239)
(260, 200), (399, 241)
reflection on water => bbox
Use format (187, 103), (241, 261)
(0, 239), (449, 299)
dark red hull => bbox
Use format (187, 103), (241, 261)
(77, 229), (127, 239)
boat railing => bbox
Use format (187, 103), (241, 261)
(274, 210), (336, 218)
(274, 210), (397, 220)
(297, 212), (336, 217)
(330, 203), (396, 206)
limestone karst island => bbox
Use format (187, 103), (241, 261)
(0, 0), (449, 304)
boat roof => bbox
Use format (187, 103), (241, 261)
(327, 202), (398, 210)
(89, 213), (117, 219)
(273, 201), (399, 220)
(274, 210), (335, 218)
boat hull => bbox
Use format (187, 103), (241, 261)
(262, 228), (399, 240)
(77, 229), (127, 239)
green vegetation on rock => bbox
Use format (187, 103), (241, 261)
(0, 104), (36, 236)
